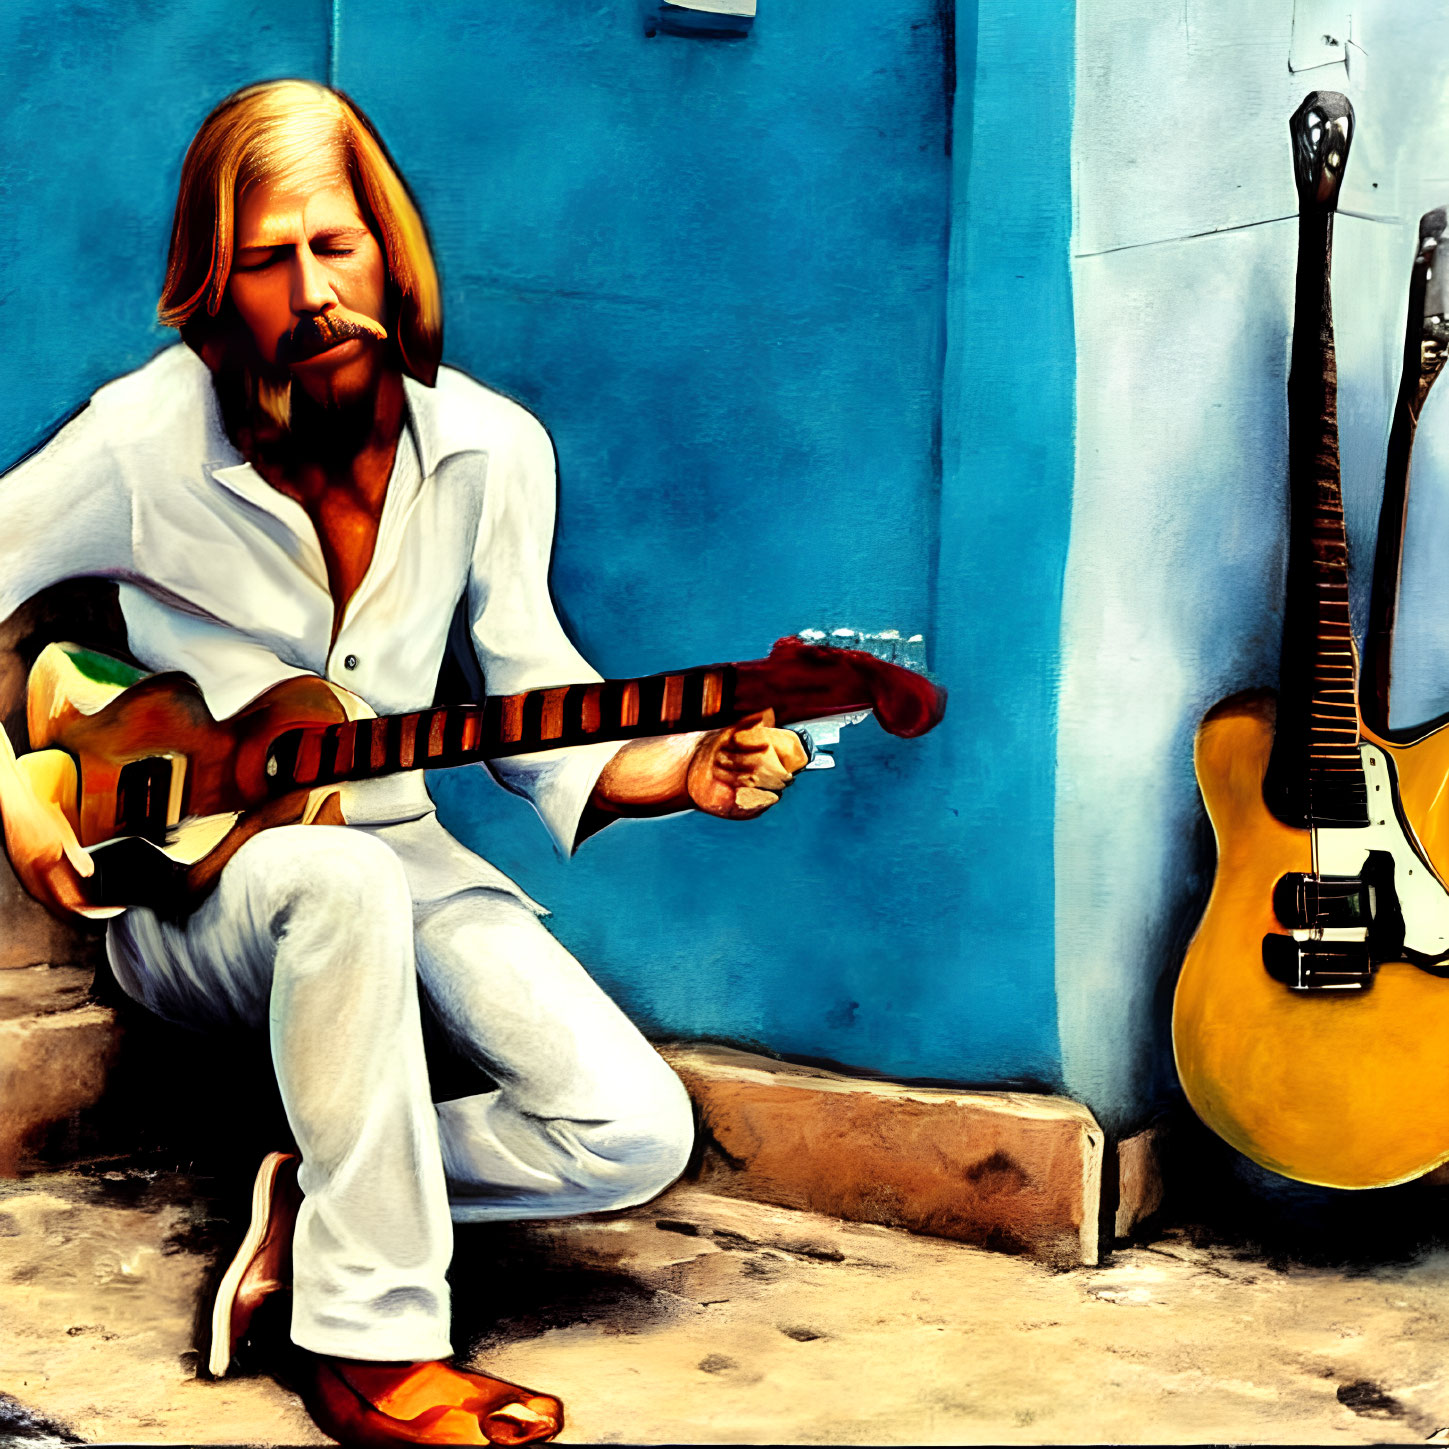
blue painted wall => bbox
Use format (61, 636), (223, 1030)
(934, 0), (1076, 1089)
(0, 0), (329, 462)
(1, 2), (1079, 1091)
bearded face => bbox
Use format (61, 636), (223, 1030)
(214, 158), (393, 452)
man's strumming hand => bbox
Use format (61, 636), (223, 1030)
(0, 733), (95, 915)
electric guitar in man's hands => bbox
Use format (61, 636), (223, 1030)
(10, 634), (945, 917)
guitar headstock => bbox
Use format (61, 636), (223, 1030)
(731, 633), (945, 741)
(1418, 208), (1449, 387)
(1290, 91), (1354, 212)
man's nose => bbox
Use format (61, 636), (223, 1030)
(290, 245), (335, 315)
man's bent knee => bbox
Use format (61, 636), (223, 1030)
(576, 1071), (696, 1213)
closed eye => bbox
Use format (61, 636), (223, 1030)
(232, 248), (284, 273)
(311, 227), (371, 257)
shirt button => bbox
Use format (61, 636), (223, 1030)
(343, 654), (359, 670)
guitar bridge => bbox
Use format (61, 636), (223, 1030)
(1262, 936), (1376, 991)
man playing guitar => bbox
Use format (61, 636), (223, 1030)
(0, 80), (813, 1445)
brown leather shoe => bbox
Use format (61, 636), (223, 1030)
(206, 1150), (301, 1378)
(301, 1356), (563, 1446)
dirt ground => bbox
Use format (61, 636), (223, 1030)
(3, 1166), (1449, 1446)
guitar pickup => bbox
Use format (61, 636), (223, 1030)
(1272, 871), (1374, 929)
(115, 755), (184, 842)
(1262, 936), (1375, 991)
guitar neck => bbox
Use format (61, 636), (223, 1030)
(266, 665), (738, 792)
(1267, 92), (1367, 828)
(1362, 208), (1449, 735)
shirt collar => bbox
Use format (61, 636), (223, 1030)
(403, 370), (487, 479)
(195, 351), (477, 491)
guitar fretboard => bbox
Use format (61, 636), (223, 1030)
(1267, 101), (1369, 830)
(1301, 422), (1366, 819)
(265, 666), (736, 792)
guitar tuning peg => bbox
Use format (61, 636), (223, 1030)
(795, 626), (929, 674)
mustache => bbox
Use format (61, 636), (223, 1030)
(276, 309), (388, 365)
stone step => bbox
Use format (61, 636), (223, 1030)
(0, 964), (95, 1021)
(661, 1043), (1105, 1266)
(0, 983), (121, 1174)
(0, 974), (1108, 1274)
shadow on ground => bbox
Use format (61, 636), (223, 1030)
(1153, 1103), (1449, 1271)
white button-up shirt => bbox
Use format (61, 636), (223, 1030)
(0, 344), (622, 907)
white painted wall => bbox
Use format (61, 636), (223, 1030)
(1062, 0), (1449, 1132)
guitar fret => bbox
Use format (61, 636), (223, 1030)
(566, 683), (586, 739)
(460, 710), (481, 754)
(335, 721), (357, 776)
(296, 729), (322, 787)
(502, 694), (524, 745)
(662, 674), (683, 726)
(702, 670), (723, 718)
(541, 687), (567, 742)
(581, 684), (601, 733)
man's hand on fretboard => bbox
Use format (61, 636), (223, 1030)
(685, 708), (810, 820)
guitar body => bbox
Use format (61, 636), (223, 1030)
(12, 645), (363, 915)
(1173, 690), (1449, 1188)
(31, 659), (355, 848)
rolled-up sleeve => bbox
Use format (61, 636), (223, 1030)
(466, 409), (622, 855)
(0, 403), (132, 624)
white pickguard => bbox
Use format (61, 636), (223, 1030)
(1309, 743), (1449, 961)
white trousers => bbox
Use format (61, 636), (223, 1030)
(106, 824), (695, 1362)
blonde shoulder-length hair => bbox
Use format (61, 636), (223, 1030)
(158, 79), (441, 387)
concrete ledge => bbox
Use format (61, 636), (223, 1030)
(0, 1002), (122, 1174)
(1114, 1122), (1167, 1241)
(661, 1044), (1105, 1266)
(0, 965), (95, 1022)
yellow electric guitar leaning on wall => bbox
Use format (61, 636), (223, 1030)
(1172, 93), (1449, 1190)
